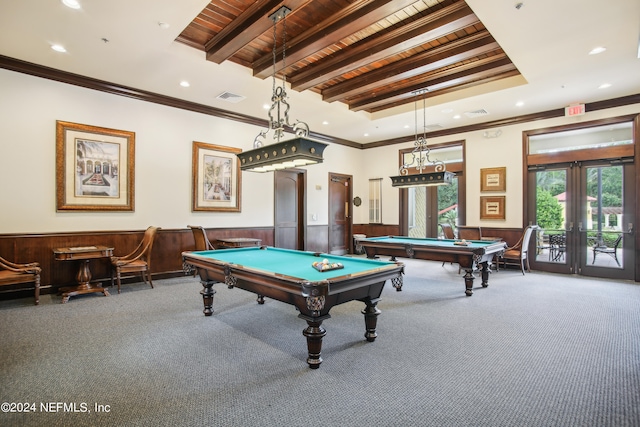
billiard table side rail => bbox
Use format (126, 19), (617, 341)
(359, 236), (507, 269)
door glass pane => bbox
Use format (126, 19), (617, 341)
(534, 169), (567, 264)
(585, 166), (623, 268)
(368, 178), (382, 223)
(528, 122), (632, 154)
(437, 178), (458, 237)
(408, 187), (426, 237)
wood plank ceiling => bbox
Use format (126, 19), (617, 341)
(176, 0), (520, 114)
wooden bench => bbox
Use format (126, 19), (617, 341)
(0, 256), (41, 305)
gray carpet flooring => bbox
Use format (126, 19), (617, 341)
(1, 259), (639, 427)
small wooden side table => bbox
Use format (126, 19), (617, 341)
(53, 245), (114, 303)
(217, 238), (262, 249)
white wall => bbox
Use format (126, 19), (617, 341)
(0, 69), (364, 233)
(1, 68), (638, 234)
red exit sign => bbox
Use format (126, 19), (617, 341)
(565, 104), (586, 116)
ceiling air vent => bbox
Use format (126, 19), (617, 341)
(216, 92), (246, 103)
(425, 124), (444, 131)
(464, 109), (489, 118)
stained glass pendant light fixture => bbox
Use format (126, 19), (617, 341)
(237, 6), (327, 172)
(389, 90), (454, 187)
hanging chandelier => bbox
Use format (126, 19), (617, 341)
(237, 6), (327, 172)
(389, 90), (454, 187)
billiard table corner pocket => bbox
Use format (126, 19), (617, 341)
(301, 280), (329, 314)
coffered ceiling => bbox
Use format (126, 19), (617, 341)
(0, 0), (638, 145)
(176, 0), (519, 115)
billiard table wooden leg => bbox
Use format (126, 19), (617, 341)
(301, 317), (328, 369)
(480, 261), (490, 287)
(463, 270), (474, 296)
(362, 299), (381, 342)
(200, 280), (216, 316)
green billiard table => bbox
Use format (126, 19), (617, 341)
(359, 236), (507, 296)
(182, 246), (404, 368)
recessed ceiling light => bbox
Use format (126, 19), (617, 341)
(62, 0), (81, 9)
(598, 83), (612, 89)
(263, 103), (270, 110)
(516, 101), (524, 107)
(180, 81), (190, 88)
(589, 46), (606, 55)
(158, 22), (170, 30)
(51, 44), (67, 53)
(453, 115), (461, 120)
(322, 121), (329, 125)
(363, 133), (369, 137)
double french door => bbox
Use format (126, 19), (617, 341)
(528, 160), (635, 280)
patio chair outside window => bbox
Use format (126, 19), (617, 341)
(592, 233), (623, 267)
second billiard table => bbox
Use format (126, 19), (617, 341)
(358, 236), (507, 296)
(182, 246), (404, 369)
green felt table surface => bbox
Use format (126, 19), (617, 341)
(189, 246), (398, 281)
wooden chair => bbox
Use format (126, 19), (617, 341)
(188, 225), (215, 251)
(457, 226), (482, 241)
(110, 226), (160, 294)
(439, 223), (456, 267)
(439, 223), (455, 239)
(185, 225), (215, 276)
(501, 225), (538, 275)
(0, 256), (41, 305)
(592, 233), (623, 266)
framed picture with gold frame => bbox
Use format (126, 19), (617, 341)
(480, 167), (506, 192)
(480, 196), (505, 220)
(56, 120), (135, 211)
(192, 141), (241, 212)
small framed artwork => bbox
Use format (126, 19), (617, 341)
(56, 121), (135, 211)
(480, 167), (506, 192)
(192, 141), (241, 212)
(480, 196), (506, 220)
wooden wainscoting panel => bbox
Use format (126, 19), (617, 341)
(353, 224), (401, 238)
(0, 227), (275, 301)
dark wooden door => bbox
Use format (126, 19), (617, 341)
(328, 173), (352, 254)
(274, 170), (305, 250)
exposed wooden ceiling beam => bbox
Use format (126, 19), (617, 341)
(321, 31), (498, 103)
(366, 69), (522, 114)
(250, 0), (416, 79)
(289, 2), (478, 91)
(348, 56), (516, 112)
(204, 0), (291, 63)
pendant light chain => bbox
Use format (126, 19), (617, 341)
(254, 6), (310, 149)
(400, 90), (446, 176)
(238, 5), (327, 173)
(281, 12), (287, 87)
(271, 15), (277, 99)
